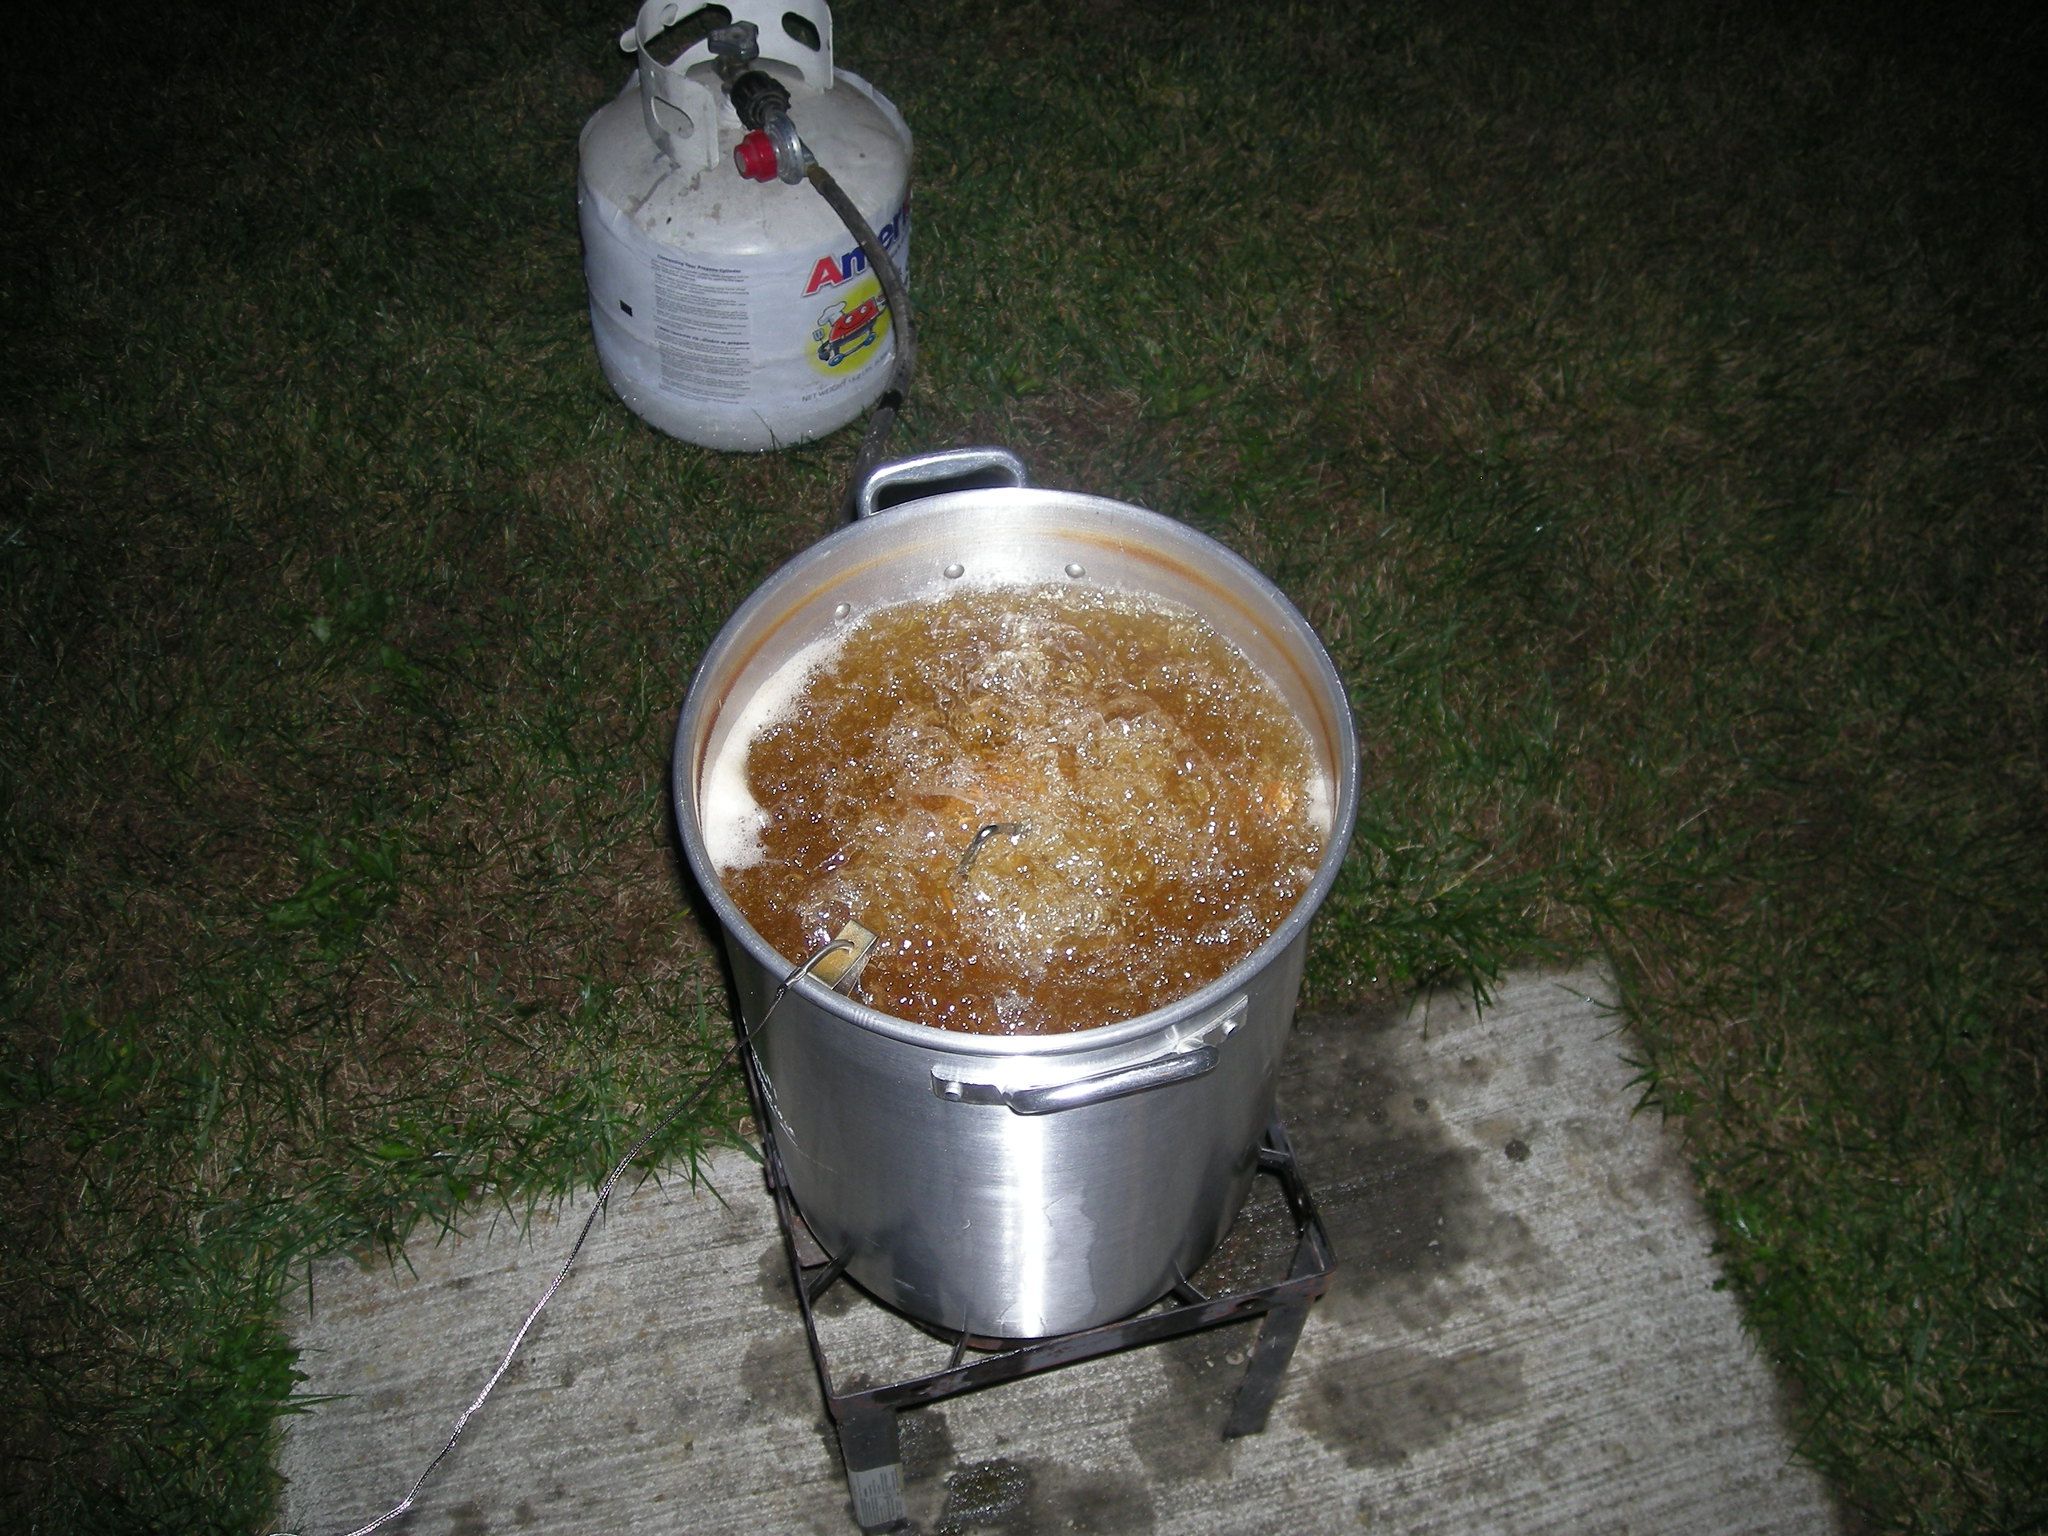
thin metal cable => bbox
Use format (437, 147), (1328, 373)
(291, 131), (908, 1536)
(280, 936), (867, 1536)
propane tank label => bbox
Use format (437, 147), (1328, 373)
(653, 256), (752, 403)
(808, 274), (891, 377)
(614, 201), (913, 428)
(800, 202), (906, 378)
(648, 241), (901, 405)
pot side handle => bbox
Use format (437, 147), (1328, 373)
(854, 447), (1028, 519)
(931, 995), (1244, 1115)
(936, 1042), (1221, 1116)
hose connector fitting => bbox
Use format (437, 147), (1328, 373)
(734, 107), (812, 183)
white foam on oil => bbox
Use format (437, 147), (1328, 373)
(700, 630), (847, 872)
(1306, 766), (1334, 840)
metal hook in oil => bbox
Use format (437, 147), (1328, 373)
(955, 822), (1030, 880)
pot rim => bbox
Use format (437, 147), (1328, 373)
(672, 486), (1360, 1060)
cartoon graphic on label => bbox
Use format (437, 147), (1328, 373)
(813, 288), (888, 369)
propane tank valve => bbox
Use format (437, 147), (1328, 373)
(705, 20), (761, 70)
(733, 114), (812, 183)
(717, 45), (810, 183)
(725, 65), (789, 127)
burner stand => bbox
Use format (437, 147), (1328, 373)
(754, 1094), (1336, 1534)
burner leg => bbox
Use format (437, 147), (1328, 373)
(837, 1401), (907, 1532)
(1221, 1297), (1312, 1439)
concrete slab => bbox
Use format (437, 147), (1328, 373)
(275, 968), (1839, 1536)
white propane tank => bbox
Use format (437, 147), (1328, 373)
(577, 0), (910, 451)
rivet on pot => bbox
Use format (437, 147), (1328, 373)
(1064, 562), (1087, 579)
(943, 562), (966, 579)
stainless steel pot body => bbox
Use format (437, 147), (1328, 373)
(673, 451), (1358, 1338)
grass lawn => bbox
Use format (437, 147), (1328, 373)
(2, 0), (2042, 1529)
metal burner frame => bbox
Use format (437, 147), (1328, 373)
(751, 1068), (1336, 1534)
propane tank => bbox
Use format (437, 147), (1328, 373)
(577, 0), (911, 451)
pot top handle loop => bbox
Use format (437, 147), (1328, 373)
(854, 446), (1027, 519)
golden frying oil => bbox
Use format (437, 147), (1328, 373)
(710, 584), (1327, 1034)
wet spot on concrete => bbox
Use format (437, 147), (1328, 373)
(1108, 1161), (1307, 1483)
(447, 1499), (490, 1536)
(927, 1456), (1156, 1536)
(934, 1456), (1033, 1532)
(1123, 1324), (1255, 1482)
(1300, 1345), (1527, 1469)
(1044, 1467), (1157, 1534)
(1627, 1142), (1681, 1206)
(739, 1329), (848, 1484)
(1504, 1138), (1530, 1163)
(1281, 1017), (1540, 1325)
(512, 1499), (537, 1526)
(898, 1406), (956, 1483)
(739, 1329), (821, 1421)
(755, 1239), (857, 1317)
(669, 1382), (705, 1428)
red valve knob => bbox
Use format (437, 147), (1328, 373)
(734, 130), (780, 182)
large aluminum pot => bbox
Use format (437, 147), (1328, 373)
(673, 448), (1358, 1338)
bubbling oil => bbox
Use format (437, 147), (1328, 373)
(710, 583), (1329, 1035)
